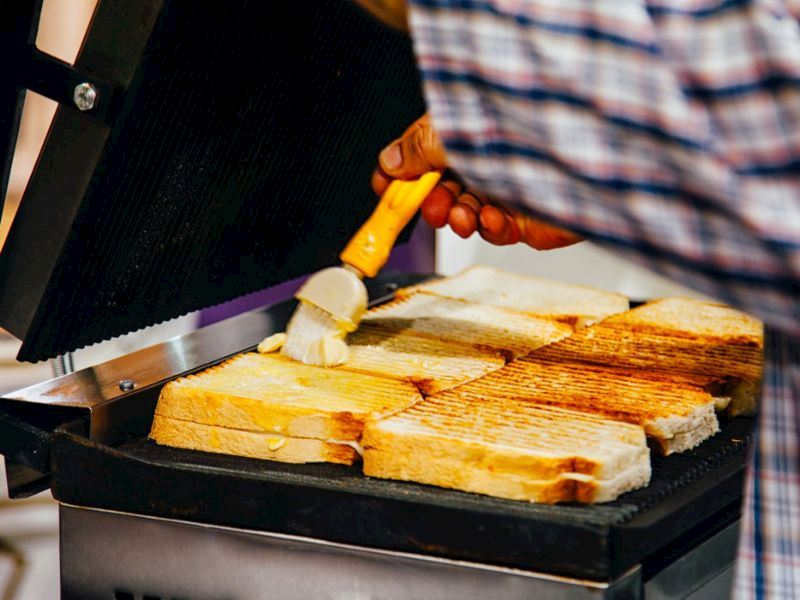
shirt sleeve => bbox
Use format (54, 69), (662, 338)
(407, 0), (800, 336)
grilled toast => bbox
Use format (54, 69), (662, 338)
(150, 352), (422, 463)
(341, 324), (506, 395)
(532, 298), (763, 417)
(399, 266), (629, 327)
(446, 356), (719, 455)
(363, 397), (650, 503)
(362, 293), (573, 360)
(603, 297), (763, 344)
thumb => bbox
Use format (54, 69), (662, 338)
(379, 114), (449, 179)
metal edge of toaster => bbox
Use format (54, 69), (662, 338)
(58, 502), (644, 600)
(0, 272), (431, 496)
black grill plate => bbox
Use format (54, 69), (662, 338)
(51, 416), (752, 580)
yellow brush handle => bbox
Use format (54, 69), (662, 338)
(340, 172), (442, 278)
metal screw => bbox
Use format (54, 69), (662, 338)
(118, 379), (135, 392)
(73, 82), (97, 111)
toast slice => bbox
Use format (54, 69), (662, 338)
(363, 397), (650, 503)
(151, 352), (421, 456)
(362, 293), (573, 360)
(449, 356), (719, 455)
(150, 416), (359, 465)
(341, 324), (506, 395)
(603, 297), (763, 345)
(399, 266), (629, 327)
(531, 300), (763, 417)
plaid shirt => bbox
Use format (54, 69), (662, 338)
(407, 1), (800, 597)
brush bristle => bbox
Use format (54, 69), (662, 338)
(282, 303), (351, 366)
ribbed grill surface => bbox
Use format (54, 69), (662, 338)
(9, 0), (425, 361)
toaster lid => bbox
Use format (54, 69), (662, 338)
(0, 0), (425, 362)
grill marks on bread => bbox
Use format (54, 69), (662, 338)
(452, 357), (718, 454)
(602, 297), (763, 344)
(529, 297), (763, 417)
(398, 266), (629, 326)
(362, 292), (573, 360)
(363, 397), (650, 503)
(150, 352), (422, 464)
(341, 324), (506, 395)
(535, 332), (761, 389)
(151, 276), (762, 504)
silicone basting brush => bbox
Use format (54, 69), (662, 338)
(282, 172), (441, 366)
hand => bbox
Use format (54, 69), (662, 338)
(371, 115), (584, 249)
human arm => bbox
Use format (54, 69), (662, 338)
(398, 0), (800, 335)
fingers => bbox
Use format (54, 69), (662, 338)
(378, 114), (449, 180)
(421, 185), (455, 228)
(449, 201), (479, 238)
(478, 205), (510, 244)
(391, 174), (583, 249)
(371, 113), (447, 196)
(440, 194), (583, 249)
(418, 177), (463, 229)
(370, 114), (582, 250)
(515, 213), (584, 250)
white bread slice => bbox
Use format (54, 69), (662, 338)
(152, 352), (421, 441)
(362, 293), (573, 359)
(648, 412), (720, 456)
(533, 304), (762, 417)
(342, 324), (506, 395)
(603, 297), (763, 417)
(363, 398), (650, 503)
(603, 297), (763, 345)
(150, 416), (358, 465)
(452, 357), (719, 455)
(399, 266), (629, 327)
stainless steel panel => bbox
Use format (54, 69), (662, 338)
(1, 305), (290, 443)
(644, 521), (738, 600)
(59, 504), (643, 600)
(684, 566), (734, 600)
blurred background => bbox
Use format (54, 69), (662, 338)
(0, 2), (699, 598)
